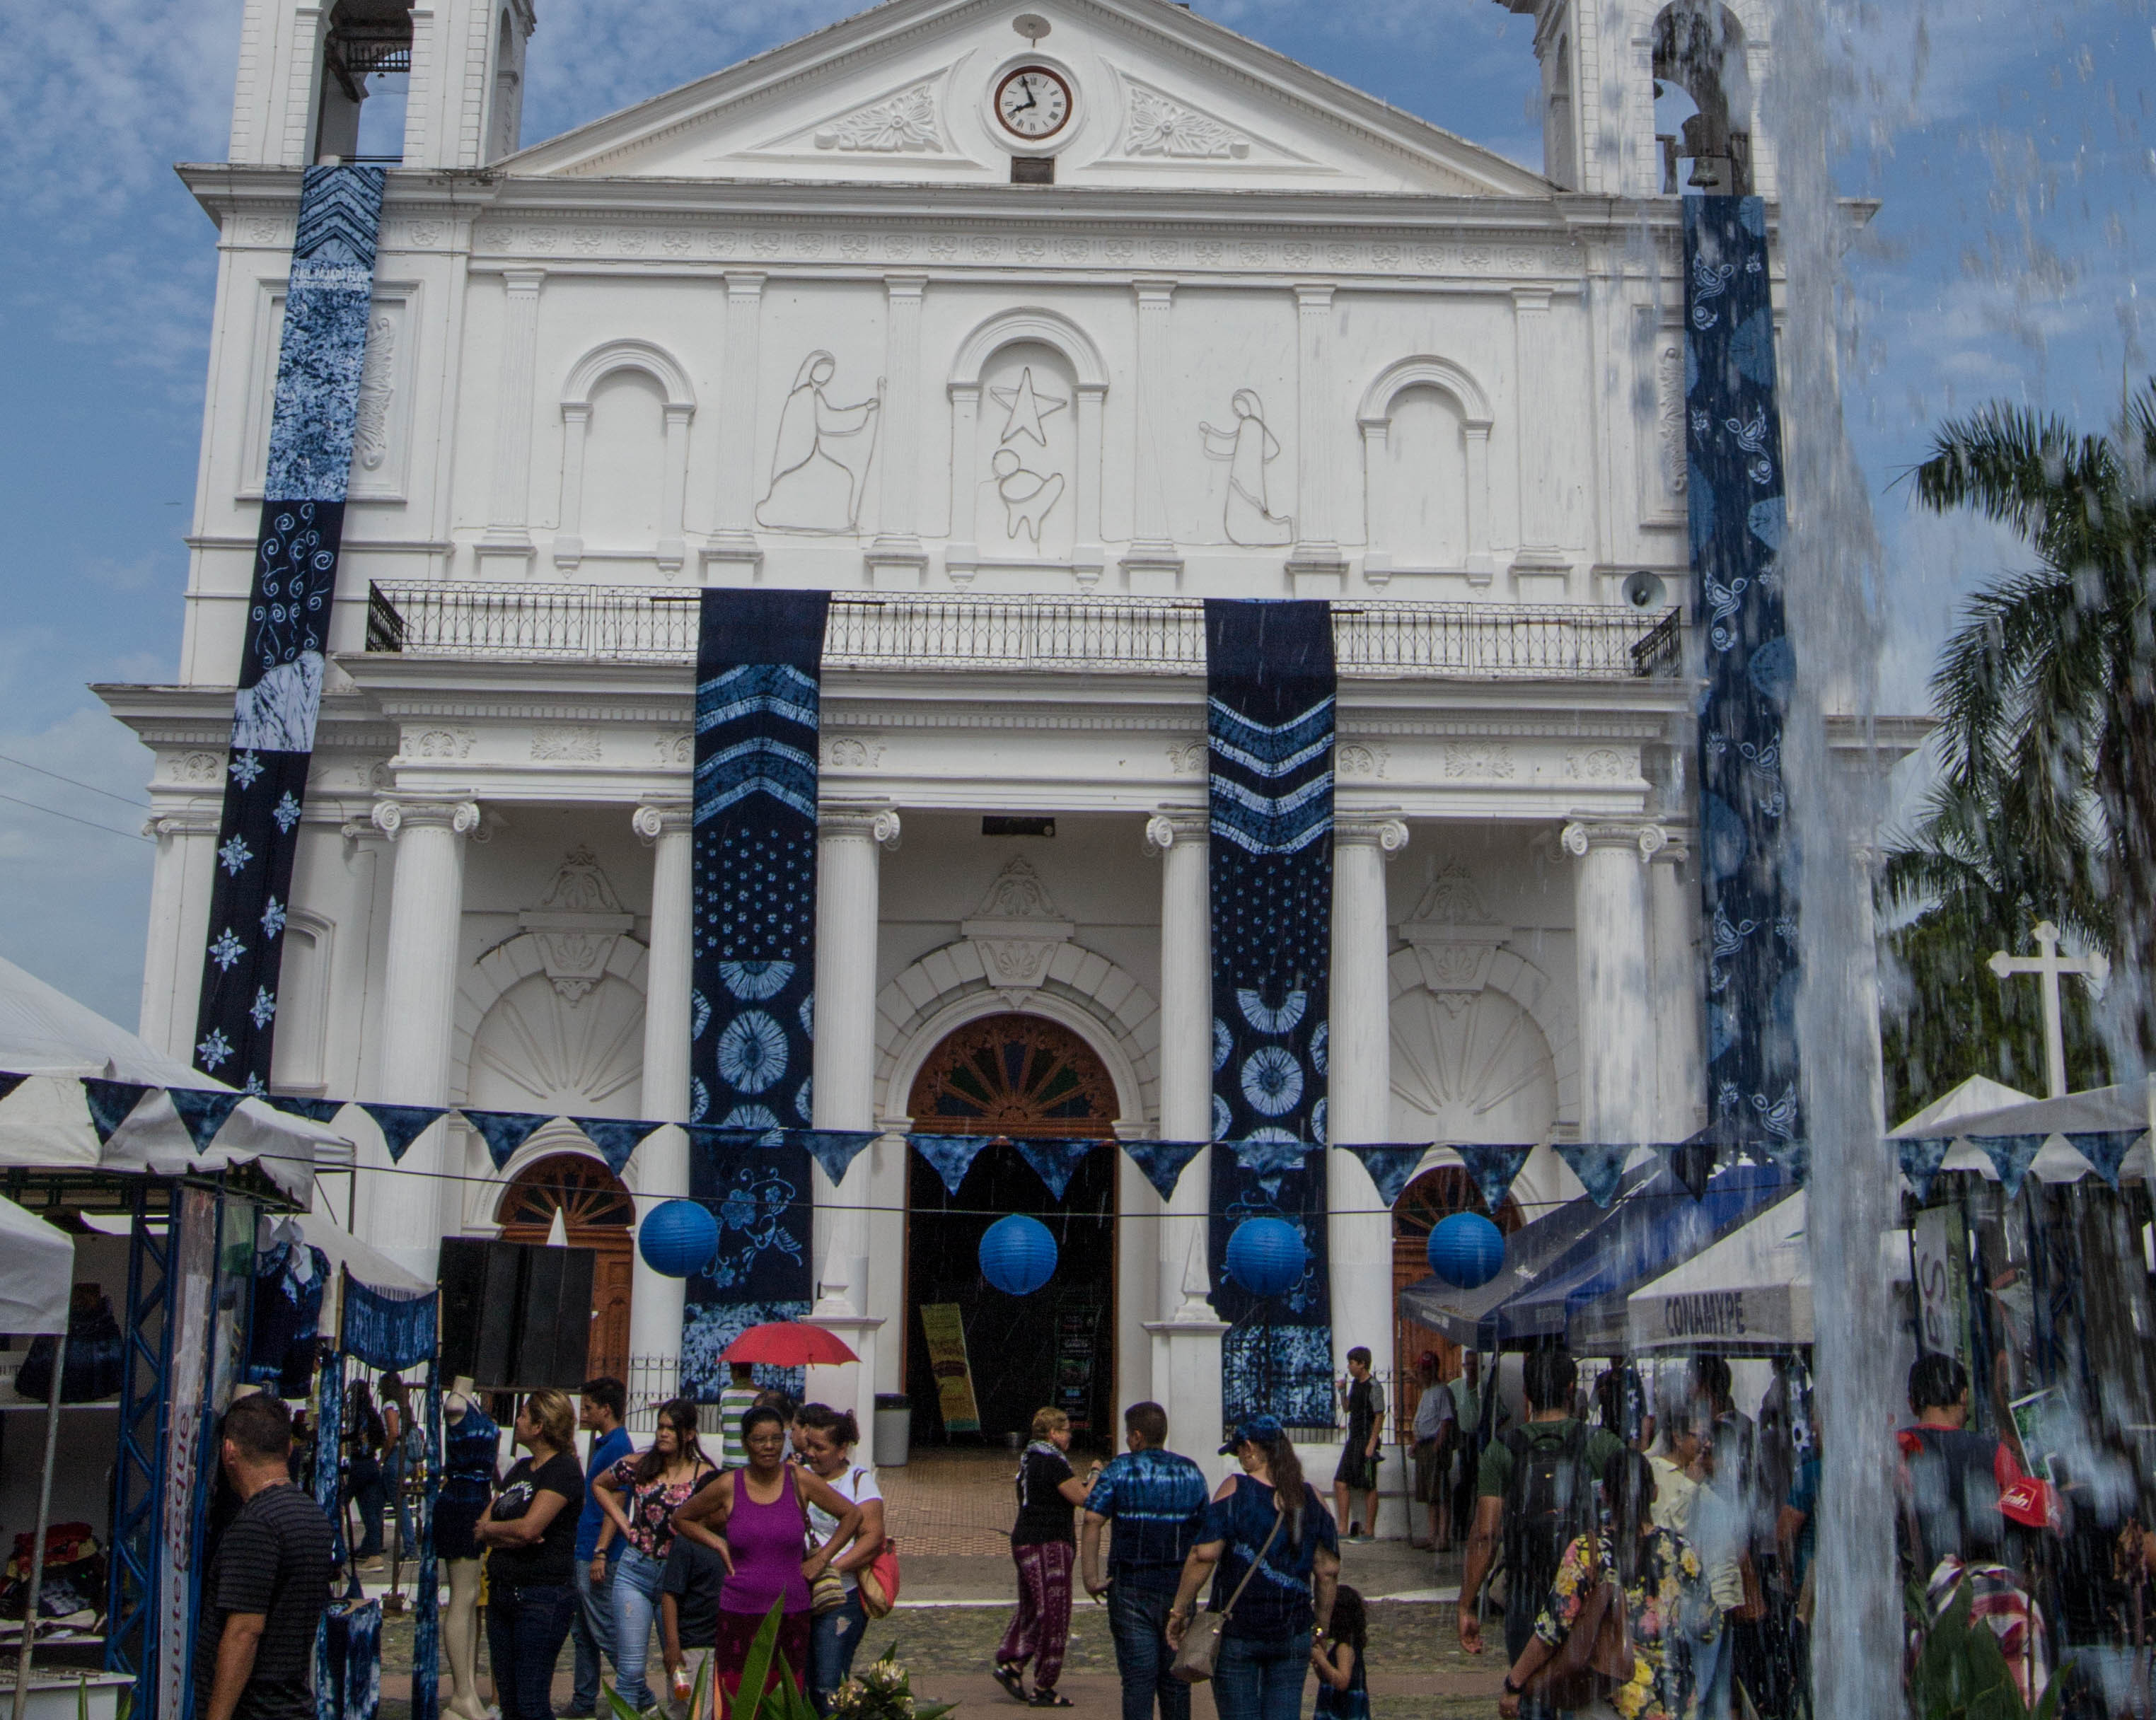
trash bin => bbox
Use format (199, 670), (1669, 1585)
(874, 1393), (911, 1468)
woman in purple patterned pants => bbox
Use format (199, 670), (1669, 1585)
(994, 1408), (1098, 1707)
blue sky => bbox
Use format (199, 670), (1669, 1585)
(0, 0), (2148, 1027)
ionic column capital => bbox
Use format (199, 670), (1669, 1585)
(1144, 806), (1209, 856)
(1335, 813), (1410, 856)
(820, 801), (901, 849)
(632, 801), (693, 844)
(1561, 818), (1667, 861)
(372, 798), (480, 841)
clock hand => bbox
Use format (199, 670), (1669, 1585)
(1014, 79), (1038, 112)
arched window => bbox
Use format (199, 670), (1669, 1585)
(1652, 3), (1754, 194)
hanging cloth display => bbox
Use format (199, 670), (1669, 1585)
(1685, 195), (1801, 1146)
(1204, 599), (1335, 1427)
(193, 165), (386, 1090)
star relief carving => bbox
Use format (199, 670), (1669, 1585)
(990, 367), (1066, 446)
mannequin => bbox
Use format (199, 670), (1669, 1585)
(437, 1377), (497, 1720)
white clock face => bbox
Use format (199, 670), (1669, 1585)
(996, 66), (1073, 140)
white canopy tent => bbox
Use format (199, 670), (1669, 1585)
(0, 954), (344, 1204)
(0, 1195), (71, 1338)
(1888, 1074), (2154, 1187)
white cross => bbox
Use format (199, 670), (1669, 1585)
(1987, 920), (2110, 1098)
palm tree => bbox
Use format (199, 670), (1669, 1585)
(1896, 378), (2156, 1059)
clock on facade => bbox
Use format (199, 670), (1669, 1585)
(995, 65), (1073, 140)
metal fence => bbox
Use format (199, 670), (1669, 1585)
(366, 582), (1682, 682)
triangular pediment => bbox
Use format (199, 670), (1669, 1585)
(507, 0), (1550, 197)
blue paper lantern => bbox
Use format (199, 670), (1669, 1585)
(1225, 1217), (1306, 1299)
(979, 1215), (1058, 1296)
(638, 1199), (719, 1278)
(1427, 1211), (1505, 1289)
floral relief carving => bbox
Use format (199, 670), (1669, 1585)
(1658, 344), (1688, 497)
(172, 750), (224, 784)
(961, 856), (1074, 992)
(815, 80), (944, 152)
(1166, 741), (1207, 776)
(840, 233), (871, 259)
(1337, 742), (1391, 779)
(518, 847), (636, 1005)
(654, 733), (693, 766)
(753, 231), (783, 257)
(662, 230), (692, 257)
(1125, 87), (1251, 158)
(571, 228), (602, 255)
(823, 736), (886, 769)
(352, 310), (395, 472)
(531, 724), (602, 762)
(1565, 746), (1633, 781)
(1442, 739), (1516, 779)
(881, 234), (915, 260)
(1238, 240), (1268, 266)
(411, 728), (474, 760)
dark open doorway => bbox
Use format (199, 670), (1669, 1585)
(903, 1013), (1121, 1451)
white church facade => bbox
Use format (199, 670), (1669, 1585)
(107, 0), (1793, 1445)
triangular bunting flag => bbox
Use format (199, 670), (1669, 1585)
(1231, 1137), (1316, 1200)
(1764, 1138), (1810, 1187)
(912, 1134), (991, 1197)
(0, 1073), (28, 1108)
(460, 1110), (553, 1173)
(1456, 1144), (1535, 1216)
(1123, 1140), (1206, 1204)
(265, 1095), (347, 1124)
(1557, 1141), (1631, 1208)
(2065, 1130), (2143, 1191)
(82, 1079), (153, 1146)
(1667, 1139), (1718, 1202)
(359, 1103), (448, 1164)
(684, 1125), (784, 1163)
(167, 1088), (246, 1153)
(1897, 1137), (1952, 1204)
(1343, 1144), (1428, 1207)
(1970, 1134), (2046, 1202)
(574, 1117), (664, 1176)
(1012, 1137), (1101, 1200)
(797, 1129), (878, 1186)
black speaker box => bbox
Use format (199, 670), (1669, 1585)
(437, 1238), (596, 1389)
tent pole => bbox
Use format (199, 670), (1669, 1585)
(11, 1331), (66, 1720)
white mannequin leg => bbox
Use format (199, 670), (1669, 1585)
(444, 1556), (486, 1720)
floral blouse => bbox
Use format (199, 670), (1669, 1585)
(1531, 1528), (1715, 1720)
(606, 1458), (713, 1560)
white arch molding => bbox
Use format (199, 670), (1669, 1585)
(555, 337), (697, 572)
(946, 307), (1108, 569)
(1357, 355), (1497, 583)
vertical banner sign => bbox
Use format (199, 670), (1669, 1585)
(157, 1187), (218, 1720)
(680, 590), (831, 1393)
(193, 165), (386, 1089)
(1684, 197), (1800, 1144)
(1205, 600), (1335, 1426)
(920, 1303), (983, 1434)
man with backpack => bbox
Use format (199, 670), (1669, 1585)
(1456, 1349), (1625, 1716)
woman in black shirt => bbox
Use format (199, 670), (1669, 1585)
(475, 1389), (586, 1720)
(994, 1408), (1099, 1708)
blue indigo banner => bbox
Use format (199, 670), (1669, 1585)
(681, 591), (829, 1385)
(1204, 599), (1335, 1425)
(1686, 197), (1799, 1145)
(681, 1130), (813, 1400)
(195, 165), (385, 1090)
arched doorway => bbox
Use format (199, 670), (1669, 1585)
(1392, 1166), (1524, 1434)
(495, 1151), (636, 1383)
(903, 1013), (1120, 1446)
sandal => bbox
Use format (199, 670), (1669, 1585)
(1026, 1693), (1073, 1709)
(992, 1664), (1028, 1703)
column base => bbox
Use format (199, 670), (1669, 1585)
(474, 532), (535, 574)
(1143, 1318), (1230, 1489)
(864, 538), (929, 587)
(701, 533), (764, 582)
(805, 1313), (887, 1460)
(1121, 542), (1183, 594)
(1286, 544), (1348, 598)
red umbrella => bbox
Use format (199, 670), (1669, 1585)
(721, 1321), (859, 1366)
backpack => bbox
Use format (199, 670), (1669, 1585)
(1500, 1422), (1596, 1625)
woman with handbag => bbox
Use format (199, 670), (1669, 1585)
(796, 1404), (886, 1715)
(674, 1406), (862, 1704)
(593, 1398), (718, 1714)
(1497, 1451), (1714, 1720)
(1163, 1416), (1342, 1720)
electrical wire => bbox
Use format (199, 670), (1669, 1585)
(0, 750), (152, 812)
(0, 788), (153, 844)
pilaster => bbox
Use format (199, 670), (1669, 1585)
(477, 267), (544, 571)
(867, 275), (930, 588)
(1288, 284), (1347, 593)
(703, 272), (767, 581)
(1122, 281), (1184, 593)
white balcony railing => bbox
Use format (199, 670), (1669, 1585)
(366, 583), (1681, 681)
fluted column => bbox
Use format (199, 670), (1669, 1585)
(629, 803), (694, 1369)
(867, 274), (929, 586)
(1562, 818), (1665, 1149)
(703, 271), (765, 579)
(808, 801), (900, 1442)
(141, 813), (219, 1059)
(1328, 813), (1408, 1441)
(1122, 281), (1183, 591)
(1142, 808), (1228, 1482)
(1288, 284), (1346, 591)
(366, 797), (479, 1279)
(477, 267), (543, 571)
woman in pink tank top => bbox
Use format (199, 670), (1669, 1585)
(676, 1405), (864, 1709)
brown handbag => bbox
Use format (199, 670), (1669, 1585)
(1521, 1535), (1636, 1712)
(1169, 1492), (1287, 1685)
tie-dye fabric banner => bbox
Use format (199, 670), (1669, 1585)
(194, 165), (385, 1089)
(1686, 197), (1800, 1145)
(1205, 600), (1335, 1426)
(680, 590), (830, 1388)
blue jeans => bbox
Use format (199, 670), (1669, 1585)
(610, 1546), (667, 1711)
(1105, 1582), (1188, 1720)
(488, 1581), (579, 1720)
(570, 1552), (618, 1713)
(1211, 1629), (1311, 1720)
(809, 1588), (869, 1715)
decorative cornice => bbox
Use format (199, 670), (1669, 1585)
(373, 798), (482, 839)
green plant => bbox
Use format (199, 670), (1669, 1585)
(605, 1649), (714, 1720)
(826, 1642), (958, 1720)
(1904, 1582), (2064, 1720)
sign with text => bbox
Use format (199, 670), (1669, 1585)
(920, 1303), (981, 1435)
(1912, 1204), (1971, 1368)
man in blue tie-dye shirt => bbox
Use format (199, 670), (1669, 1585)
(1081, 1402), (1211, 1720)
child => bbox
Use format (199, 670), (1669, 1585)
(1310, 1584), (1369, 1720)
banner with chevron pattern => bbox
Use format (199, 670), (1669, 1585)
(192, 165), (384, 1089)
(680, 588), (830, 1389)
(1684, 197), (1801, 1146)
(1205, 599), (1335, 1426)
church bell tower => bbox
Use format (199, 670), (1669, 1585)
(226, 0), (533, 169)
